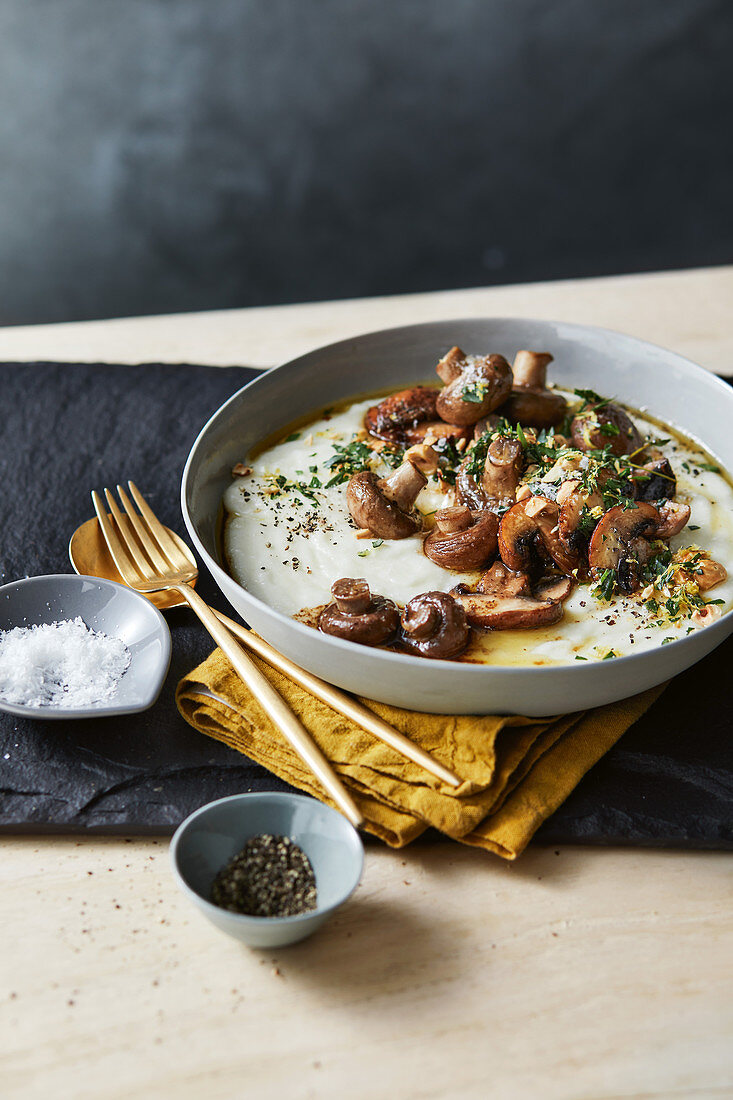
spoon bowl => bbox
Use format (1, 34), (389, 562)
(69, 516), (196, 610)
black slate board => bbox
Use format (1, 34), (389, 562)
(0, 361), (731, 849)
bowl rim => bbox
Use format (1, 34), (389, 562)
(0, 573), (171, 717)
(169, 791), (365, 926)
(181, 316), (733, 681)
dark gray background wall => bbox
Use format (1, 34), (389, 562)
(1, 0), (731, 325)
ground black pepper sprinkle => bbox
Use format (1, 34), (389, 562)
(211, 834), (317, 917)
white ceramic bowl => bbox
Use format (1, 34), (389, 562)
(181, 319), (733, 715)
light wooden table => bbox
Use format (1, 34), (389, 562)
(2, 267), (732, 1100)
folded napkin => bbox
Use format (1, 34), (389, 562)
(176, 648), (665, 859)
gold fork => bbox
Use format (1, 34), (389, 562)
(92, 482), (365, 827)
(88, 481), (457, 792)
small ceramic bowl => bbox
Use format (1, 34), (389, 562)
(0, 574), (171, 719)
(170, 792), (365, 948)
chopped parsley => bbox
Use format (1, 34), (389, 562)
(324, 439), (374, 487)
(461, 380), (489, 403)
(591, 568), (616, 602)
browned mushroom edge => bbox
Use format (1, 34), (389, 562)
(318, 578), (400, 645)
(434, 348), (513, 426)
(423, 506), (499, 571)
(498, 496), (580, 577)
(451, 560), (573, 630)
(497, 351), (568, 430)
(399, 591), (470, 659)
(587, 502), (662, 593)
(364, 386), (438, 444)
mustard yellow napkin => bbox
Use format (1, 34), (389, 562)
(176, 649), (665, 859)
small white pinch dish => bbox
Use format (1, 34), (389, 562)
(0, 574), (171, 719)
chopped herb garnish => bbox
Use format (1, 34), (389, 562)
(602, 650), (617, 660)
(574, 655), (588, 661)
(371, 539), (384, 548)
(461, 380), (488, 403)
(688, 524), (700, 531)
(285, 432), (301, 442)
(357, 549), (370, 558)
(661, 636), (676, 646)
(591, 568), (617, 602)
(699, 462), (720, 473)
(324, 439), (374, 487)
(573, 388), (613, 413)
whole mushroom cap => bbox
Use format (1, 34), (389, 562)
(571, 402), (643, 456)
(497, 351), (568, 430)
(318, 578), (400, 646)
(435, 349), (513, 427)
(364, 386), (439, 444)
(400, 592), (470, 660)
(423, 506), (499, 571)
(346, 470), (424, 540)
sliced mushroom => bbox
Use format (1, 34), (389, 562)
(534, 574), (574, 602)
(406, 420), (469, 445)
(423, 506), (499, 571)
(452, 557), (573, 630)
(498, 495), (580, 576)
(453, 591), (564, 630)
(364, 386), (439, 444)
(571, 402), (643, 456)
(587, 502), (660, 593)
(654, 500), (691, 539)
(318, 579), (400, 646)
(476, 560), (532, 598)
(435, 348), (513, 426)
(399, 591), (470, 659)
(346, 444), (438, 539)
(498, 351), (568, 430)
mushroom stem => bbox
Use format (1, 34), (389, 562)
(435, 505), (473, 534)
(404, 443), (439, 476)
(512, 351), (553, 389)
(481, 436), (523, 503)
(380, 460), (427, 511)
(331, 578), (372, 615)
(435, 346), (465, 384)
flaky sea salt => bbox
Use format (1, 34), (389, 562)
(0, 618), (131, 708)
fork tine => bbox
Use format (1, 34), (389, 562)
(91, 491), (143, 585)
(103, 488), (159, 580)
(115, 484), (172, 574)
(126, 481), (193, 569)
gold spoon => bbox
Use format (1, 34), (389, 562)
(68, 514), (462, 788)
(70, 515), (196, 611)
